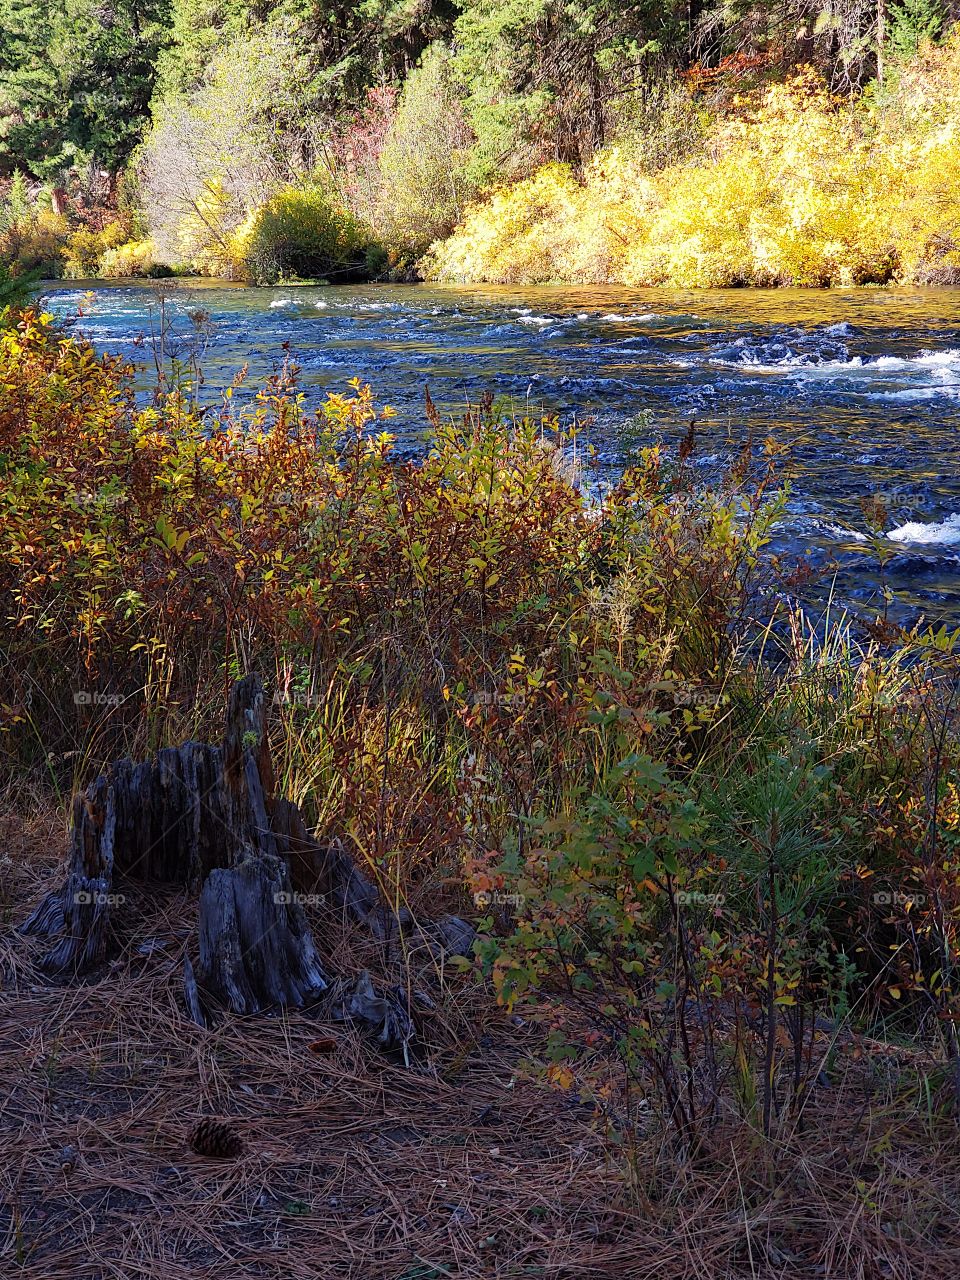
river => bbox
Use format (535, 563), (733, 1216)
(44, 279), (960, 628)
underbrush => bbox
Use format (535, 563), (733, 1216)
(2, 308), (960, 1165)
(427, 43), (960, 287)
(3, 814), (960, 1278)
(0, 197), (167, 282)
(5, 813), (959, 1277)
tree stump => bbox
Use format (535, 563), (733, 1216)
(21, 674), (473, 1050)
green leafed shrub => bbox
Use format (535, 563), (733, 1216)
(233, 185), (369, 284)
(373, 43), (479, 258)
(0, 260), (40, 308)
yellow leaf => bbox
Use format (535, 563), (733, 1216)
(547, 1063), (574, 1092)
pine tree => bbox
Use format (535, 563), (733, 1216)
(0, 0), (170, 177)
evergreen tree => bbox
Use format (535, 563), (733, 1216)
(887, 0), (945, 59)
(0, 0), (170, 176)
(453, 0), (683, 178)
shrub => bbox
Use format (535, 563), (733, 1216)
(326, 44), (479, 262)
(0, 261), (40, 307)
(427, 49), (960, 288)
(421, 162), (601, 284)
(62, 219), (129, 278)
(141, 30), (313, 275)
(0, 308), (778, 769)
(233, 185), (368, 283)
(98, 238), (159, 277)
(373, 44), (479, 257)
(4, 311), (960, 1134)
(0, 207), (69, 276)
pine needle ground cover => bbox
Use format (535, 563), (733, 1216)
(3, 810), (960, 1280)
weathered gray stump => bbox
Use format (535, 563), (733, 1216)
(22, 674), (473, 1050)
(22, 742), (226, 974)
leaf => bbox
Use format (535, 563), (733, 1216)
(546, 1062), (574, 1091)
(308, 1037), (337, 1055)
(155, 515), (178, 551)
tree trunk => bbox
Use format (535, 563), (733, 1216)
(21, 674), (473, 1051)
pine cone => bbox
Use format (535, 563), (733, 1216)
(188, 1118), (244, 1159)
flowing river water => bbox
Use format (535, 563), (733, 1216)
(45, 279), (960, 627)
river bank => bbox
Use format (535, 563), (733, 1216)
(4, 305), (960, 1278)
(45, 279), (960, 628)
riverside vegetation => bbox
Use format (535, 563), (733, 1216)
(3, 307), (960, 1273)
(4, 0), (960, 1269)
(2, 0), (960, 287)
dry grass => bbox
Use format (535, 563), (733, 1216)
(1, 809), (959, 1280)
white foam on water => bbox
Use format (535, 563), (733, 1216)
(703, 339), (960, 402)
(861, 349), (960, 400)
(601, 312), (658, 322)
(269, 298), (296, 308)
(44, 289), (88, 306)
(870, 387), (960, 402)
(784, 347), (959, 375)
(705, 333), (850, 370)
(819, 522), (870, 543)
(888, 513), (960, 545)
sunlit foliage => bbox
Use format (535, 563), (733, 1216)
(4, 311), (960, 1129)
(427, 47), (960, 287)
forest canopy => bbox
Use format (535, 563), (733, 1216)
(0, 0), (956, 284)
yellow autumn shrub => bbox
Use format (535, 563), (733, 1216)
(223, 185), (368, 284)
(0, 208), (70, 277)
(421, 164), (585, 283)
(63, 219), (130, 279)
(98, 238), (158, 277)
(427, 44), (960, 288)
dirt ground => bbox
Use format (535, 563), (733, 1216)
(2, 810), (959, 1280)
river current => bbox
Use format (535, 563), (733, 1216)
(45, 280), (960, 627)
